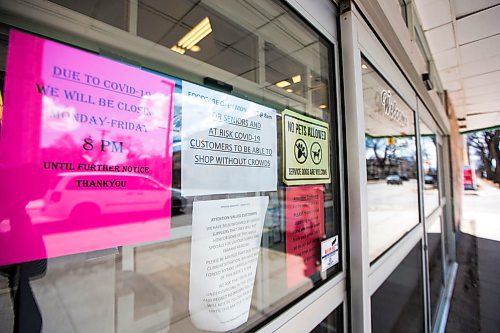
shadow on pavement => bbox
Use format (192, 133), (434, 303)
(446, 232), (480, 333)
(446, 231), (500, 333)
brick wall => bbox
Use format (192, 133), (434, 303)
(446, 92), (463, 230)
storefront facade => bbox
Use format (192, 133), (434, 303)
(0, 1), (459, 332)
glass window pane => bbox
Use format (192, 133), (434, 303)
(265, 41), (307, 97)
(420, 121), (440, 216)
(428, 217), (444, 326)
(362, 59), (419, 262)
(0, 1), (341, 332)
(49, 0), (129, 30)
(138, 0), (258, 82)
(371, 244), (424, 333)
(310, 304), (343, 333)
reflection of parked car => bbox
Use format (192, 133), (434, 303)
(386, 175), (403, 185)
(42, 172), (186, 219)
(400, 172), (409, 181)
(424, 175), (436, 185)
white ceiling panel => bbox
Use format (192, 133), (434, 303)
(452, 102), (466, 111)
(466, 112), (500, 131)
(453, 102), (466, 110)
(450, 97), (466, 106)
(415, 0), (452, 30)
(451, 103), (467, 115)
(433, 48), (458, 70)
(440, 66), (460, 83)
(459, 34), (500, 64)
(460, 55), (500, 78)
(424, 23), (456, 53)
(465, 103), (500, 113)
(448, 90), (465, 100)
(464, 84), (500, 99)
(466, 93), (500, 105)
(453, 105), (467, 117)
(467, 111), (500, 121)
(452, 0), (500, 18)
(442, 79), (462, 91)
(415, 0), (500, 131)
(456, 5), (500, 45)
(462, 70), (500, 89)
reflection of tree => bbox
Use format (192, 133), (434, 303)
(365, 136), (417, 179)
(468, 129), (500, 184)
(42, 134), (81, 162)
(366, 137), (391, 171)
(85, 133), (113, 165)
(42, 133), (112, 165)
(366, 137), (401, 178)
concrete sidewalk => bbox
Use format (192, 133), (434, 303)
(446, 179), (500, 333)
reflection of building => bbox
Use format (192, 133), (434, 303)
(172, 151), (181, 189)
(366, 155), (417, 180)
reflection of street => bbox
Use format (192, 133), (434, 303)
(447, 179), (500, 333)
(367, 179), (418, 209)
(367, 180), (419, 260)
(26, 197), (192, 228)
(0, 171), (193, 267)
(0, 237), (312, 333)
(461, 179), (500, 241)
(423, 186), (439, 216)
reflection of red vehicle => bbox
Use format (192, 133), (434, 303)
(42, 172), (185, 219)
(463, 166), (477, 190)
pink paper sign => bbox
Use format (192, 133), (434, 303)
(0, 29), (175, 266)
(285, 186), (325, 288)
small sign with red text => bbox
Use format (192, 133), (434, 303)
(321, 236), (339, 272)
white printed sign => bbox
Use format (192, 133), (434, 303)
(181, 81), (277, 196)
(189, 196), (269, 332)
(321, 236), (339, 272)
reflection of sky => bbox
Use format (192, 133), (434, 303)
(42, 96), (79, 132)
(421, 137), (437, 169)
(40, 92), (171, 161)
(39, 43), (176, 161)
(141, 70), (183, 153)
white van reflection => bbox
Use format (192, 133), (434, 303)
(42, 172), (186, 220)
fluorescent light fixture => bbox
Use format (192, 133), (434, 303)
(276, 80), (291, 88)
(319, 104), (327, 109)
(190, 45), (201, 52)
(292, 75), (301, 83)
(171, 45), (185, 54)
(361, 63), (368, 69)
(286, 88), (293, 93)
(178, 17), (212, 50)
